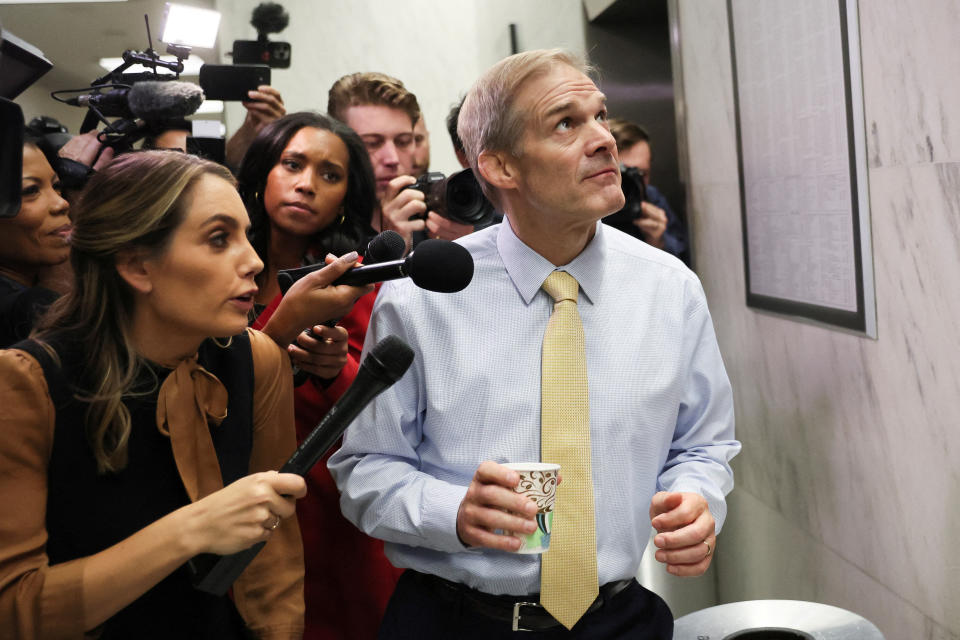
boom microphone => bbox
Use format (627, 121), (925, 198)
(278, 238), (474, 294)
(65, 81), (204, 121)
(191, 335), (415, 595)
(127, 81), (205, 120)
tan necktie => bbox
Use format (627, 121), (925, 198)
(539, 271), (599, 630)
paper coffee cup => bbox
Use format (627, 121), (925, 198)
(503, 462), (560, 554)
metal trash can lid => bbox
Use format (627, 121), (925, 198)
(673, 600), (884, 639)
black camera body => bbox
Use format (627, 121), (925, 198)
(602, 166), (647, 235)
(231, 40), (291, 69)
(199, 64), (271, 100)
(405, 169), (497, 229)
(232, 3), (292, 68)
(2, 28), (54, 218)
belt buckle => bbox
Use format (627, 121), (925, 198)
(512, 601), (542, 632)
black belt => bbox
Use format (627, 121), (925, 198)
(414, 571), (635, 632)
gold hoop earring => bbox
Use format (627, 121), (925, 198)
(212, 336), (233, 349)
(338, 209), (346, 225)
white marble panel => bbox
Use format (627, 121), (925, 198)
(858, 0), (960, 167)
(216, 0), (588, 174)
(677, 0), (960, 636)
(217, 0), (485, 174)
(718, 490), (960, 640)
(677, 0), (740, 188)
(472, 0), (587, 69)
(705, 163), (960, 632)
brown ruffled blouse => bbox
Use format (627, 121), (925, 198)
(0, 328), (304, 639)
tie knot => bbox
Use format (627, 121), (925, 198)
(542, 271), (579, 304)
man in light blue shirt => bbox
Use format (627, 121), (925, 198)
(329, 49), (740, 639)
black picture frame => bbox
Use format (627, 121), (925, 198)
(727, 0), (876, 335)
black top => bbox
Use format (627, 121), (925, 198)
(15, 332), (257, 639)
(0, 273), (57, 348)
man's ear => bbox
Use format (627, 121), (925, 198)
(115, 248), (154, 295)
(477, 150), (518, 191)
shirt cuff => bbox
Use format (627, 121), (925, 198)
(663, 480), (728, 535)
(419, 478), (470, 553)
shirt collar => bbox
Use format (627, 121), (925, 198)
(497, 216), (606, 306)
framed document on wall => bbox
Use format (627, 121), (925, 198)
(728, 0), (876, 336)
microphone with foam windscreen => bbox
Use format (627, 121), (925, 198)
(191, 335), (415, 595)
(66, 81), (205, 121)
(278, 238), (475, 294)
(126, 81), (205, 121)
(362, 229), (407, 271)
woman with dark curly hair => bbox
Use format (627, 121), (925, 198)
(238, 112), (404, 640)
(0, 133), (70, 347)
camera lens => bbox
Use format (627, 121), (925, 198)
(446, 170), (494, 226)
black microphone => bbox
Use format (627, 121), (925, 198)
(363, 229), (407, 267)
(278, 230), (405, 296)
(285, 230), (406, 386)
(66, 81), (204, 120)
(190, 335), (415, 595)
(65, 88), (131, 116)
(278, 239), (474, 294)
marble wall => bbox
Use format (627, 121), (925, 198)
(214, 0), (587, 175)
(675, 1), (960, 637)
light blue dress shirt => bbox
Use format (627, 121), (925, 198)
(329, 219), (740, 596)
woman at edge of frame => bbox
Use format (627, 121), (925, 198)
(0, 150), (367, 639)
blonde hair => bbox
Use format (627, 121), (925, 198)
(34, 151), (235, 473)
(458, 49), (593, 208)
(327, 71), (421, 126)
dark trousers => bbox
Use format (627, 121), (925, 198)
(377, 570), (673, 640)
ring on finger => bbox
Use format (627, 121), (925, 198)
(268, 514), (281, 530)
(703, 539), (712, 556)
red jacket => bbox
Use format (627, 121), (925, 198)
(253, 286), (403, 640)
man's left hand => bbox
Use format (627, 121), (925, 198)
(649, 491), (716, 576)
(633, 201), (668, 249)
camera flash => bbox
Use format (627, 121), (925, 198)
(161, 3), (221, 50)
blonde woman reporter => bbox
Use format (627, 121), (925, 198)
(0, 151), (362, 639)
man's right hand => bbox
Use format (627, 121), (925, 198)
(380, 175), (428, 254)
(456, 461), (538, 551)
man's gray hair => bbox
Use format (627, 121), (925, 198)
(458, 49), (593, 208)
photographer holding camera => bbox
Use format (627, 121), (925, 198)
(328, 72), (475, 251)
(608, 118), (688, 264)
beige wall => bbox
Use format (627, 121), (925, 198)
(676, 1), (960, 637)
(215, 0), (588, 176)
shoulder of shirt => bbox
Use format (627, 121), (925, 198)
(603, 224), (699, 284)
(456, 223), (501, 259)
(378, 225), (501, 301)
